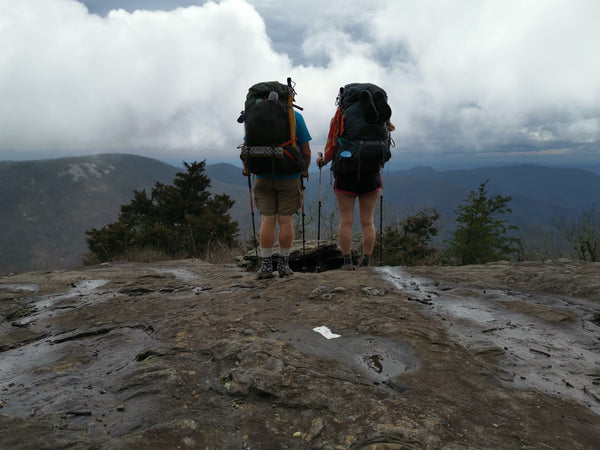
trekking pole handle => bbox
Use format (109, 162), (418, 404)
(317, 152), (324, 167)
(317, 152), (323, 199)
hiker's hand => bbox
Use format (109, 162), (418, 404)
(302, 170), (308, 178)
(242, 168), (249, 176)
(317, 156), (326, 167)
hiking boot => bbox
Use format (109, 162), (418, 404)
(257, 268), (274, 279)
(277, 261), (294, 277)
(257, 260), (274, 279)
(359, 90), (378, 123)
(340, 263), (355, 271)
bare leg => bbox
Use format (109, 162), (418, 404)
(335, 190), (357, 269)
(277, 215), (294, 250)
(358, 190), (380, 256)
(335, 191), (356, 254)
(259, 215), (277, 249)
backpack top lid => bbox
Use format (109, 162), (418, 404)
(339, 83), (388, 106)
(244, 81), (291, 113)
(338, 82), (391, 141)
(243, 80), (292, 150)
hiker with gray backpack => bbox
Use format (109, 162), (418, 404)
(317, 83), (394, 270)
(239, 78), (312, 279)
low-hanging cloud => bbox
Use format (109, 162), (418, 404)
(0, 0), (293, 158)
(0, 0), (598, 164)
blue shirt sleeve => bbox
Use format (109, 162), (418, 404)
(294, 111), (311, 145)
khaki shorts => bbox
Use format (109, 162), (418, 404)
(254, 176), (302, 216)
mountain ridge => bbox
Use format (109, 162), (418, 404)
(2, 153), (599, 272)
(0, 154), (178, 272)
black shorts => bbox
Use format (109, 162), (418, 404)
(334, 172), (382, 197)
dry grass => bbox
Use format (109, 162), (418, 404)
(200, 242), (244, 264)
(83, 241), (245, 266)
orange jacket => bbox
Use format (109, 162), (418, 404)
(323, 107), (343, 163)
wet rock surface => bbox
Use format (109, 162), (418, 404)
(1, 259), (599, 449)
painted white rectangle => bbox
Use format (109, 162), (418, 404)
(313, 326), (341, 339)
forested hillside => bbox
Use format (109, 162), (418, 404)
(2, 154), (599, 272)
(0, 154), (178, 272)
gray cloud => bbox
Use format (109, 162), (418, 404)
(80, 0), (200, 16)
(0, 0), (598, 165)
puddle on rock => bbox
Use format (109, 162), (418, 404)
(0, 283), (40, 293)
(274, 326), (419, 389)
(152, 268), (198, 282)
(0, 326), (156, 418)
(361, 352), (409, 379)
(10, 280), (110, 326)
(378, 266), (600, 415)
(445, 304), (496, 323)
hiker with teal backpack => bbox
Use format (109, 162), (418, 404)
(317, 83), (394, 270)
(239, 78), (312, 279)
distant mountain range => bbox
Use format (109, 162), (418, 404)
(0, 154), (177, 272)
(206, 161), (600, 237)
(2, 153), (599, 273)
(381, 164), (600, 234)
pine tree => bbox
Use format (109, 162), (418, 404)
(86, 161), (238, 262)
(447, 180), (520, 265)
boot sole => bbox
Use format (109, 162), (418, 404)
(257, 272), (274, 279)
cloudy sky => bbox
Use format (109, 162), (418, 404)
(1, 0), (599, 167)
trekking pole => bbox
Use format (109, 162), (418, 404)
(300, 176), (307, 272)
(287, 77), (306, 271)
(247, 174), (258, 261)
(379, 189), (384, 266)
(316, 152), (323, 272)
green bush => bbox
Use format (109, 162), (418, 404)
(86, 161), (239, 262)
(375, 208), (440, 266)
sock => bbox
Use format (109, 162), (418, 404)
(279, 248), (290, 266)
(343, 254), (353, 265)
(260, 248), (273, 271)
(360, 254), (371, 266)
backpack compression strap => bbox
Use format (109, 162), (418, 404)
(282, 148), (299, 164)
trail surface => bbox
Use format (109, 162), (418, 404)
(1, 259), (599, 449)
